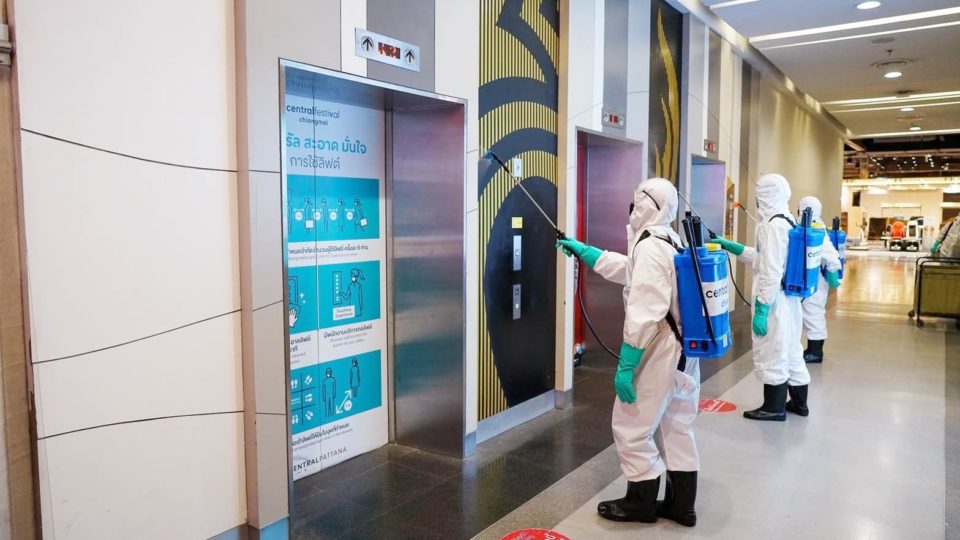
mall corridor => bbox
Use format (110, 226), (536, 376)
(287, 254), (960, 538)
(2, 0), (959, 539)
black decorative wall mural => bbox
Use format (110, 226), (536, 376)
(479, 0), (559, 419)
(649, 0), (683, 181)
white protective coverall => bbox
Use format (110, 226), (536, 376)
(798, 196), (842, 340)
(739, 174), (811, 387)
(591, 178), (700, 481)
(935, 219), (960, 258)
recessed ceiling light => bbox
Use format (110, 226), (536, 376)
(884, 71), (903, 79)
(710, 0), (759, 8)
(909, 125), (922, 131)
(900, 107), (914, 112)
(857, 1), (881, 9)
(761, 20), (960, 51)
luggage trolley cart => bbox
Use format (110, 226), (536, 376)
(908, 256), (960, 329)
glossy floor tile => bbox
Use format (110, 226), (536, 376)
(292, 251), (958, 539)
(541, 254), (954, 540)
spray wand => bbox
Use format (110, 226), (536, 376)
(733, 201), (757, 223)
(483, 152), (619, 362)
(485, 151), (567, 240)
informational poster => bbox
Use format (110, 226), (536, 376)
(283, 66), (388, 480)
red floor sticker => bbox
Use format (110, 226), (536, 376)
(501, 529), (571, 540)
(699, 398), (737, 413)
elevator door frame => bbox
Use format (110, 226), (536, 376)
(279, 60), (469, 487)
(687, 155), (727, 235)
(575, 128), (644, 359)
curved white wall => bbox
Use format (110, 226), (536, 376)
(13, 0), (245, 538)
(757, 81), (844, 221)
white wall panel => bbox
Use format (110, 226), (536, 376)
(243, 0), (341, 173)
(33, 314), (242, 438)
(21, 133), (240, 361)
(626, 92), (650, 173)
(37, 414), (245, 540)
(758, 81), (844, 222)
(14, 0), (236, 171)
(340, 0), (368, 77)
(567, 0), (605, 140)
(436, 0), (480, 155)
(627, 0), (651, 95)
(253, 302), (286, 415)
(250, 171), (283, 309)
(254, 413), (289, 526)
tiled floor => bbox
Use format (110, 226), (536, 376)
(291, 307), (752, 538)
(290, 347), (626, 538)
(481, 252), (959, 539)
(292, 253), (959, 539)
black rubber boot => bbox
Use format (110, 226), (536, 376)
(803, 339), (824, 363)
(786, 384), (810, 416)
(743, 383), (787, 421)
(657, 471), (697, 527)
(597, 477), (659, 522)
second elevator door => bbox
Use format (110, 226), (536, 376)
(579, 132), (644, 360)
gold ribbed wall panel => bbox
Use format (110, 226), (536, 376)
(521, 0), (558, 74)
(479, 0), (559, 421)
(479, 102), (557, 152)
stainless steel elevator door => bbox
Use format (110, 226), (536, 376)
(690, 156), (727, 236)
(580, 133), (644, 360)
(391, 103), (466, 457)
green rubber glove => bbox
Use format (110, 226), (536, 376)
(713, 237), (745, 256)
(752, 300), (770, 336)
(931, 240), (941, 254)
(825, 270), (841, 289)
(615, 344), (643, 404)
(556, 237), (602, 269)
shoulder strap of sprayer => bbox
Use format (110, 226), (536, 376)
(769, 214), (797, 227)
(633, 231), (685, 358)
(769, 214), (798, 291)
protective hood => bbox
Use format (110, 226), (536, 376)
(798, 195), (822, 222)
(629, 177), (678, 232)
(755, 173), (792, 221)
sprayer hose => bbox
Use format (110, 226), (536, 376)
(576, 259), (620, 360)
(728, 256), (752, 308)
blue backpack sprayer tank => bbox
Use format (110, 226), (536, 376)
(829, 216), (847, 278)
(676, 216), (732, 358)
(782, 207), (826, 298)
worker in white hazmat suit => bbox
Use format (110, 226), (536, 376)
(557, 178), (700, 527)
(932, 217), (960, 258)
(797, 196), (842, 365)
(713, 174), (810, 420)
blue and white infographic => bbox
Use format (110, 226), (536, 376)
(290, 350), (383, 435)
(284, 65), (389, 480)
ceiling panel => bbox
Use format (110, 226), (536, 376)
(707, 0), (960, 137)
(705, 0), (957, 38)
(834, 102), (960, 135)
(763, 24), (960, 102)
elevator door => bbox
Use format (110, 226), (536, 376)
(689, 156), (726, 234)
(578, 131), (644, 360)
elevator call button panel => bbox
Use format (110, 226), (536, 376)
(513, 235), (522, 271)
